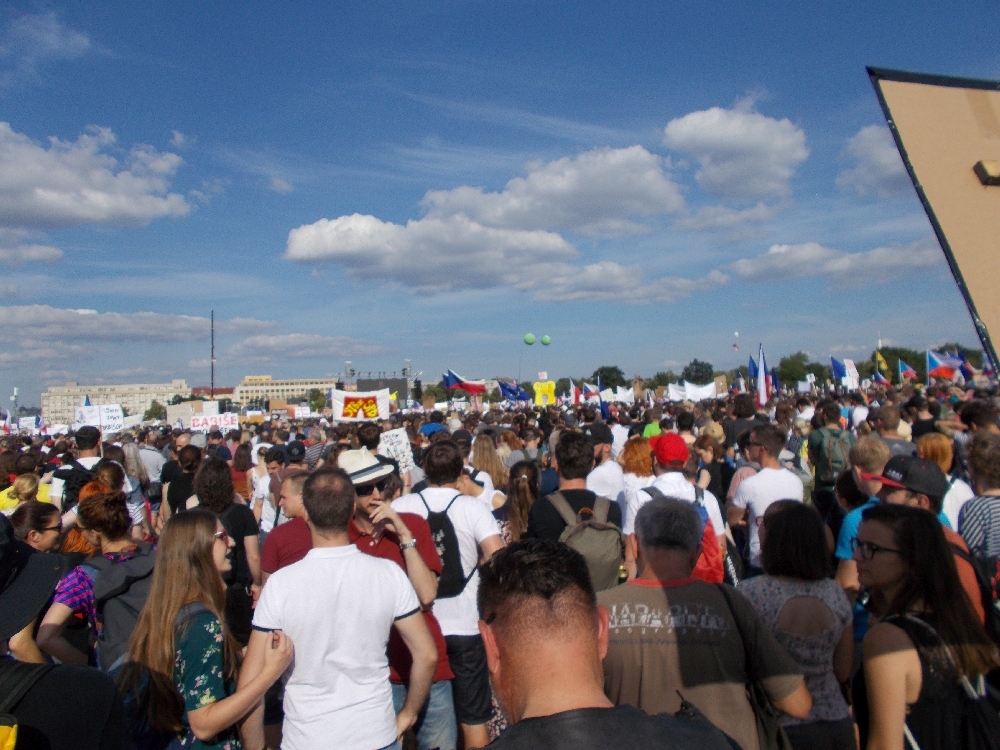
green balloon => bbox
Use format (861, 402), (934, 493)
(524, 333), (536, 345)
(541, 335), (551, 346)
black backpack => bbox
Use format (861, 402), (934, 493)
(419, 492), (475, 599)
(52, 460), (94, 509)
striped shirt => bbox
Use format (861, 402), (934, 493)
(958, 494), (1000, 561)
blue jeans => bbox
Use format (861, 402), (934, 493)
(391, 680), (457, 750)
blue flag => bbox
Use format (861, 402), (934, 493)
(748, 356), (758, 380)
(831, 357), (847, 380)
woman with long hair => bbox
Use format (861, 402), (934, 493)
(493, 460), (539, 543)
(118, 510), (292, 749)
(693, 433), (726, 500)
(231, 443), (253, 501)
(854, 503), (1000, 749)
(191, 457), (261, 646)
(471, 434), (508, 509)
(738, 502), (854, 750)
(160, 444), (202, 531)
(248, 445), (273, 533)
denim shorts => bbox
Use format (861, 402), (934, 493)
(444, 635), (492, 725)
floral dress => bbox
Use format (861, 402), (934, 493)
(174, 610), (242, 749)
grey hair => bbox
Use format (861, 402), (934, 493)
(634, 496), (702, 553)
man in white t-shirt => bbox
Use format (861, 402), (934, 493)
(727, 423), (804, 572)
(393, 440), (504, 750)
(626, 433), (726, 549)
(609, 416), (631, 459)
(241, 467), (438, 750)
(584, 421), (626, 515)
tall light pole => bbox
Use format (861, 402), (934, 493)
(210, 309), (216, 400)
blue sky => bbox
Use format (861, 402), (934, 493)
(1, 1), (998, 403)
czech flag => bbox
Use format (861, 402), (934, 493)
(898, 359), (918, 380)
(873, 370), (890, 385)
(748, 356), (758, 381)
(442, 369), (487, 394)
(927, 351), (961, 380)
(756, 344), (770, 408)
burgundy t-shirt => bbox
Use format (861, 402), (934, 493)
(348, 514), (453, 683)
(260, 516), (311, 573)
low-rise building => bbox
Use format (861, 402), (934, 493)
(232, 375), (342, 405)
(42, 380), (191, 424)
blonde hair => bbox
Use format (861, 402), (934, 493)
(8, 473), (39, 503)
(472, 435), (508, 489)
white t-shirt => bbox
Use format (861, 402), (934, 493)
(628, 472), (725, 539)
(393, 487), (502, 636)
(252, 545), (420, 750)
(942, 475), (976, 530)
(472, 470), (495, 511)
(587, 459), (626, 519)
(610, 424), (630, 459)
(731, 467), (805, 568)
(622, 472), (656, 527)
(49, 455), (102, 510)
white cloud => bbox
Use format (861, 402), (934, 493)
(0, 122), (190, 228)
(286, 213), (576, 293)
(285, 211), (722, 303)
(0, 13), (91, 85)
(169, 131), (194, 149)
(674, 202), (782, 232)
(227, 333), (389, 362)
(421, 146), (684, 236)
(0, 305), (272, 343)
(0, 243), (61, 264)
(663, 105), (808, 199)
(269, 177), (293, 194)
(835, 125), (910, 198)
(728, 237), (942, 284)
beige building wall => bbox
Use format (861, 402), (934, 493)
(233, 375), (343, 405)
(41, 379), (191, 424)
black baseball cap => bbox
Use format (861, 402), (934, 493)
(451, 429), (473, 447)
(584, 421), (613, 446)
(880, 455), (949, 498)
(286, 440), (307, 461)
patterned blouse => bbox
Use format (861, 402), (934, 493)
(737, 576), (852, 726)
(173, 610), (241, 749)
(51, 549), (141, 637)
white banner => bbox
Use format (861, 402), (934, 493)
(18, 417), (36, 430)
(667, 382), (719, 402)
(74, 404), (124, 433)
(202, 400), (219, 416)
(330, 388), (391, 422)
(378, 427), (416, 473)
(614, 386), (635, 404)
(190, 412), (240, 432)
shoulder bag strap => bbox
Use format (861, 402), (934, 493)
(0, 661), (54, 714)
(546, 492), (579, 526)
(644, 485), (665, 501)
(443, 493), (463, 513)
(417, 491), (431, 515)
(592, 496), (610, 524)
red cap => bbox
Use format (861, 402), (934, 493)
(650, 433), (689, 467)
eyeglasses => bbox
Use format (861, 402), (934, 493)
(851, 537), (903, 560)
(356, 479), (389, 497)
(214, 530), (230, 545)
(41, 524), (62, 533)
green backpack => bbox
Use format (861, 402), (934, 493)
(547, 492), (625, 591)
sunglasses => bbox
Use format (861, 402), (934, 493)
(356, 478), (389, 497)
(214, 530), (231, 545)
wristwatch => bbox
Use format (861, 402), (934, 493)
(399, 538), (417, 551)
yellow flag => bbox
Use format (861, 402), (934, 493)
(876, 351), (889, 371)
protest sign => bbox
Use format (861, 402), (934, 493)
(330, 389), (390, 421)
(378, 427), (416, 473)
(18, 417), (36, 430)
(190, 412), (240, 432)
(74, 404), (124, 433)
(202, 401), (219, 416)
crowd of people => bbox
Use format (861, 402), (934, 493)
(2, 382), (1000, 749)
